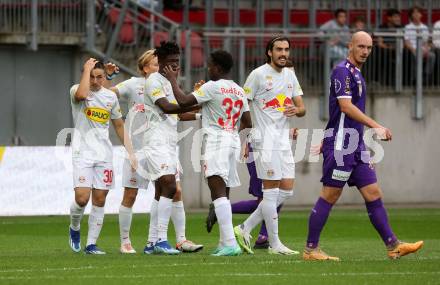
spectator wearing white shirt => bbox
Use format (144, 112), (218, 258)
(404, 6), (435, 80)
(320, 9), (351, 66)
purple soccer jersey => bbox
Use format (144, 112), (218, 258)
(321, 59), (377, 188)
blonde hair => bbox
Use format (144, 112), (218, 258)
(137, 49), (156, 75)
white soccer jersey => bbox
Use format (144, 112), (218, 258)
(70, 84), (122, 162)
(115, 76), (148, 151)
(143, 72), (178, 146)
(193, 79), (249, 146)
(243, 63), (303, 150)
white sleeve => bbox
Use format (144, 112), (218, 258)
(115, 78), (132, 98)
(70, 84), (79, 104)
(145, 78), (166, 104)
(291, 71), (304, 97)
(243, 70), (259, 101)
(111, 97), (123, 120)
(192, 81), (214, 104)
(242, 96), (250, 112)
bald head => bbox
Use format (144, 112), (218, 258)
(351, 31), (372, 45)
(348, 31), (373, 68)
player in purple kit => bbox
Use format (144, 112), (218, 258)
(303, 31), (423, 261)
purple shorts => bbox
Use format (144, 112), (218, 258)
(247, 144), (263, 198)
(321, 149), (377, 189)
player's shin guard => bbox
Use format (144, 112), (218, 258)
(365, 198), (397, 247)
(260, 188), (281, 249)
(214, 197), (237, 247)
(306, 197), (333, 249)
(86, 205), (105, 246)
(147, 199), (159, 244)
(171, 201), (186, 243)
(157, 196), (173, 242)
(70, 201), (85, 231)
(119, 205), (133, 245)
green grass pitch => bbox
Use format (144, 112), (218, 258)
(0, 208), (439, 284)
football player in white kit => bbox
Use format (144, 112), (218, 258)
(234, 36), (306, 255)
(109, 50), (202, 253)
(164, 50), (252, 256)
(141, 41), (200, 255)
(68, 58), (136, 254)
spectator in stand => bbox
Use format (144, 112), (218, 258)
(404, 6), (435, 83)
(352, 16), (366, 32)
(375, 9), (403, 85)
(320, 9), (351, 67)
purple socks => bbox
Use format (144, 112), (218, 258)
(306, 197), (333, 249)
(365, 198), (397, 247)
(231, 200), (259, 214)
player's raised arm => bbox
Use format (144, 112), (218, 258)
(74, 58), (98, 102)
(163, 65), (198, 107)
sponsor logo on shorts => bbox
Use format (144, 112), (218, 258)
(79, 176), (86, 183)
(331, 169), (352, 181)
(84, 107), (110, 123)
(267, 169), (274, 177)
(160, 164), (169, 170)
(130, 177), (137, 185)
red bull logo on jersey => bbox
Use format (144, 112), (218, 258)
(262, 93), (293, 112)
(84, 107), (110, 123)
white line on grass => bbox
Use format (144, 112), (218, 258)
(1, 271), (440, 280)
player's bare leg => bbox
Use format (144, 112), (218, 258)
(119, 187), (138, 254)
(359, 183), (423, 259)
(303, 186), (342, 261)
(172, 182), (203, 252)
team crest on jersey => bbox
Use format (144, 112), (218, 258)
(84, 107), (110, 123)
(151, 88), (162, 97)
(106, 102), (113, 110)
(78, 176), (86, 183)
(267, 169), (274, 177)
(265, 76), (273, 90)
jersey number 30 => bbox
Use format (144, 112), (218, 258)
(218, 98), (243, 129)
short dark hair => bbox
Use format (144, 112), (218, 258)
(386, 8), (400, 17)
(154, 41), (180, 62)
(409, 6), (423, 21)
(265, 35), (290, 64)
(93, 61), (105, 71)
(210, 50), (233, 74)
(334, 8), (347, 18)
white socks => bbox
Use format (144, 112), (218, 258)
(147, 199), (159, 244)
(70, 201), (85, 231)
(171, 201), (186, 243)
(157, 196), (173, 241)
(86, 205), (105, 246)
(213, 197), (237, 247)
(260, 188), (281, 248)
(119, 205), (132, 245)
(277, 189), (293, 207)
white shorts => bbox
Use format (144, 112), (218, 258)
(143, 144), (177, 182)
(72, 158), (114, 190)
(202, 140), (241, 188)
(121, 156), (150, 189)
(254, 148), (295, 180)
